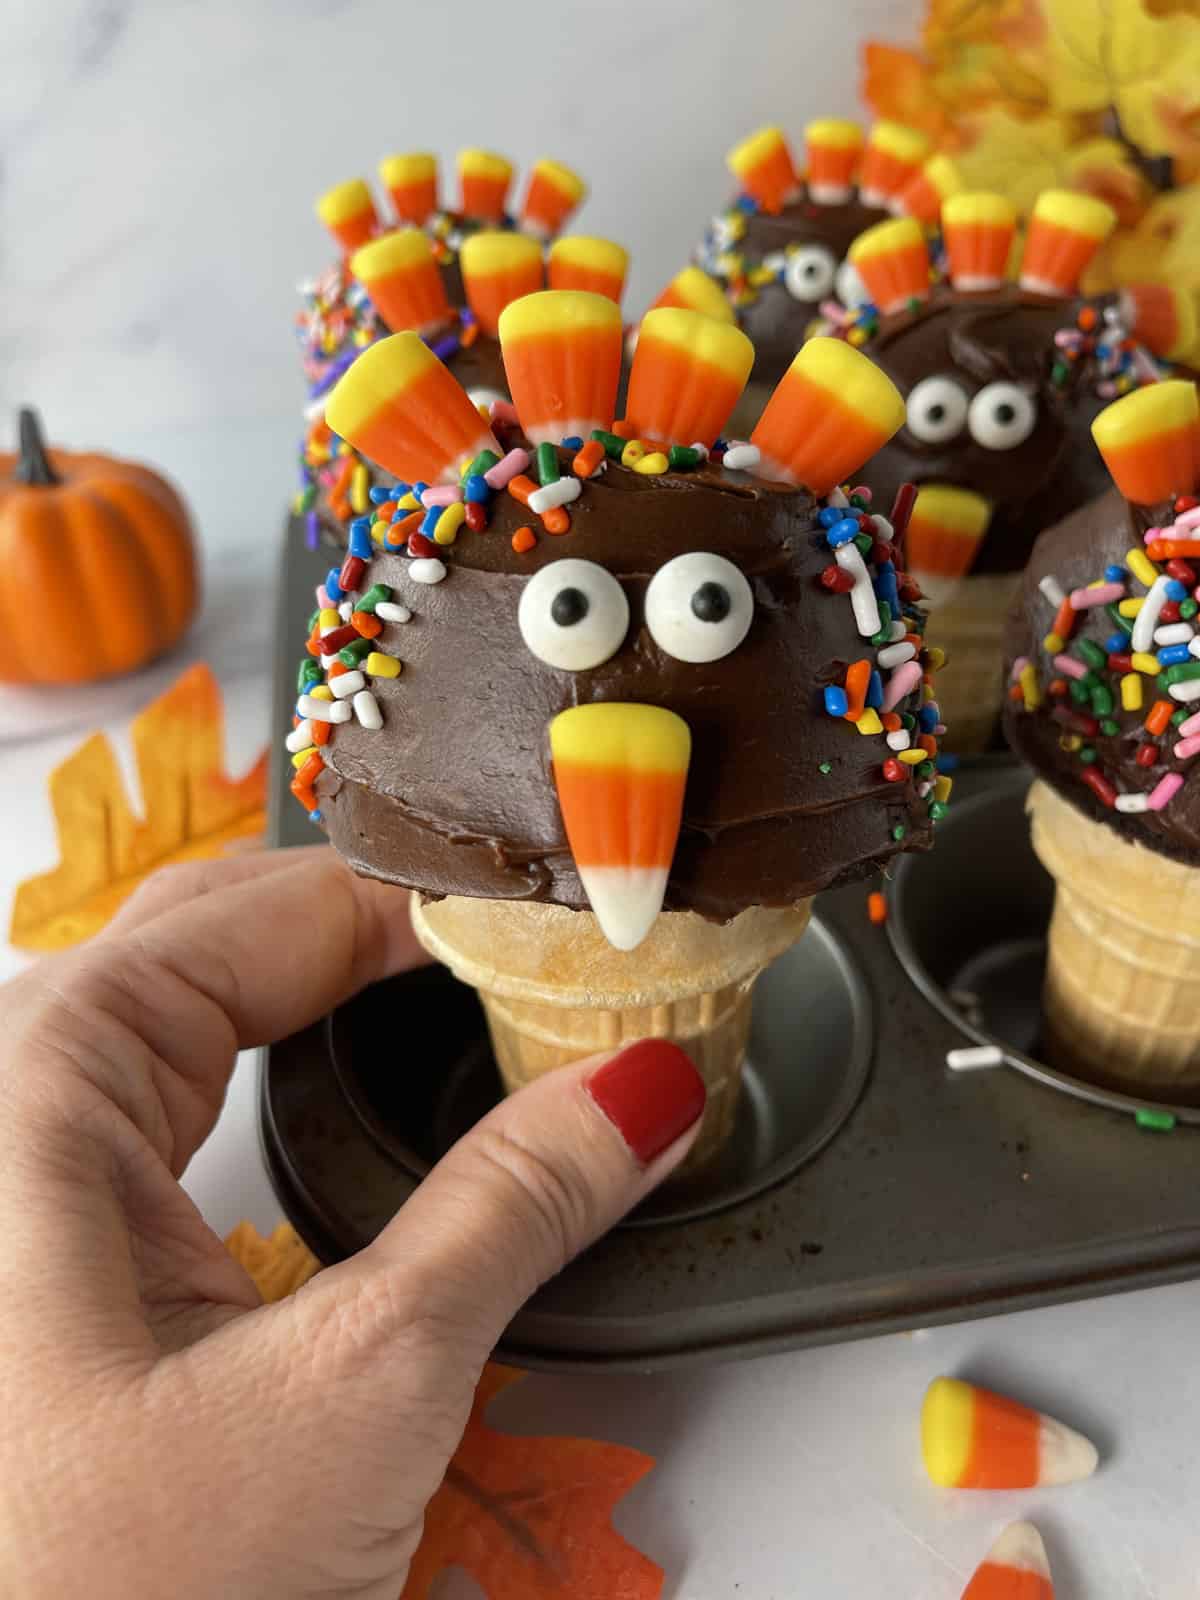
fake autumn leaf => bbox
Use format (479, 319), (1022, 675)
(224, 1223), (665, 1600)
(9, 663), (267, 951)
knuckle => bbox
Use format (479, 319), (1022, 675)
(465, 1123), (598, 1268)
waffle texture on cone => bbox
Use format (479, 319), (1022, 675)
(927, 572), (1022, 753)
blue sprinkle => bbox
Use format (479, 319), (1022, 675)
(936, 752), (960, 772)
(1104, 631), (1128, 654)
(460, 307), (476, 326)
(734, 194), (758, 214)
(712, 439), (728, 454)
(817, 507), (842, 528)
(1159, 643), (1192, 665)
(560, 436), (584, 451)
(874, 560), (899, 610)
(369, 484), (394, 505)
(348, 516), (373, 559)
(823, 685), (848, 717)
(1104, 563), (1126, 583)
(309, 809), (324, 824)
(413, 481), (428, 499)
(420, 504), (444, 537)
(917, 705), (939, 733)
(325, 568), (345, 603)
(464, 473), (491, 504)
(304, 510), (319, 552)
(865, 670), (883, 709)
(826, 517), (860, 549)
(1165, 579), (1188, 601)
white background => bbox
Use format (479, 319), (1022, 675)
(4, 4), (1200, 1595)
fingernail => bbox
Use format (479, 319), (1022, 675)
(585, 1040), (706, 1164)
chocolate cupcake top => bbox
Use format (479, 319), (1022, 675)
(1004, 380), (1200, 862)
(287, 292), (951, 946)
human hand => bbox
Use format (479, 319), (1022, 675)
(0, 848), (704, 1598)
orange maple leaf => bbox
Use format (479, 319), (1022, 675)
(861, 43), (956, 144)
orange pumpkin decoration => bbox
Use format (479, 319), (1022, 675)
(0, 410), (199, 685)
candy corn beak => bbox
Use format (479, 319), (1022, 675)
(652, 266), (735, 323)
(922, 1376), (1098, 1489)
(548, 235), (629, 305)
(804, 118), (864, 205)
(848, 217), (931, 314)
(727, 126), (798, 213)
(521, 158), (588, 238)
(942, 192), (1018, 291)
(350, 228), (450, 335)
(378, 152), (438, 226)
(315, 178), (379, 254)
(550, 703), (691, 951)
(1019, 190), (1115, 297)
(962, 1525), (1054, 1600)
(1120, 282), (1198, 361)
(905, 485), (992, 601)
(1092, 379), (1199, 504)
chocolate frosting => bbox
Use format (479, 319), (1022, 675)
(861, 286), (1123, 576)
(1003, 486), (1200, 863)
(311, 452), (937, 920)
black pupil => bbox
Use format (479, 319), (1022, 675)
(551, 587), (589, 627)
(994, 402), (1017, 425)
(691, 582), (731, 623)
(927, 403), (946, 423)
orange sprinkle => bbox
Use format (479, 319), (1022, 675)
(327, 660), (348, 678)
(351, 609), (383, 638)
(508, 474), (537, 507)
(306, 624), (323, 659)
(290, 779), (320, 812)
(1008, 683), (1024, 702)
(386, 509), (423, 548)
(918, 734), (938, 757)
(572, 438), (606, 478)
(844, 658), (871, 721)
(311, 720), (331, 746)
(461, 321), (479, 347)
(1148, 540), (1200, 560)
(375, 499), (398, 520)
(881, 711), (902, 731)
(1078, 305), (1098, 332)
(294, 752), (325, 789)
(542, 506), (571, 535)
(1049, 677), (1068, 697)
(1146, 698), (1174, 735)
(612, 418), (637, 439)
(511, 526), (536, 553)
(1052, 598), (1076, 642)
(867, 892), (887, 925)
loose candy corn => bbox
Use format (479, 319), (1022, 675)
(520, 158), (587, 237)
(922, 1377), (1098, 1488)
(847, 218), (931, 313)
(651, 266), (735, 323)
(942, 192), (1017, 290)
(548, 235), (629, 305)
(378, 152), (438, 226)
(1120, 282), (1199, 361)
(499, 289), (623, 443)
(751, 337), (905, 496)
(894, 153), (961, 223)
(624, 309), (754, 448)
(906, 486), (993, 584)
(804, 118), (864, 204)
(315, 178), (378, 254)
(550, 703), (691, 951)
(1092, 380), (1200, 504)
(460, 231), (545, 337)
(858, 121), (931, 208)
(457, 148), (514, 222)
(350, 229), (450, 334)
(326, 332), (499, 485)
(1018, 190), (1115, 296)
(727, 126), (798, 213)
(961, 1525), (1054, 1600)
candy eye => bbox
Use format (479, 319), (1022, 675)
(968, 381), (1037, 450)
(518, 559), (629, 671)
(835, 259), (870, 308)
(784, 245), (837, 302)
(644, 553), (754, 664)
(906, 375), (970, 444)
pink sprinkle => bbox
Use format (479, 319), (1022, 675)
(1053, 653), (1088, 680)
(421, 484), (463, 507)
(1069, 582), (1124, 609)
(489, 399), (521, 427)
(1175, 736), (1200, 762)
(485, 447), (531, 489)
(316, 585), (332, 609)
(849, 484), (872, 504)
(1010, 655), (1030, 682)
(1148, 772), (1185, 810)
(1178, 710), (1200, 739)
(1145, 527), (1163, 545)
(1175, 506), (1200, 531)
(881, 659), (923, 712)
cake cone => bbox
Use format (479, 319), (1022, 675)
(410, 894), (812, 1171)
(923, 570), (1021, 753)
(1028, 778), (1200, 1098)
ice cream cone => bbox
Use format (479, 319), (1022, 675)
(924, 570), (1022, 752)
(410, 894), (811, 1170)
(1028, 779), (1200, 1100)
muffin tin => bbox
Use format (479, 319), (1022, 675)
(265, 527), (1200, 1371)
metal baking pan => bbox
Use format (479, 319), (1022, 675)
(264, 524), (1200, 1372)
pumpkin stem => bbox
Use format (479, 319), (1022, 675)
(15, 409), (59, 487)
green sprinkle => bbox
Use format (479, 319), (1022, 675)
(818, 761), (832, 775)
(591, 429), (626, 460)
(668, 445), (701, 471)
(1136, 1108), (1176, 1132)
(463, 449), (500, 480)
(1090, 683), (1114, 717)
(892, 823), (907, 842)
(297, 659), (322, 693)
(1078, 745), (1098, 763)
(1166, 661), (1200, 684)
(534, 442), (560, 487)
(1100, 718), (1120, 737)
(1069, 678), (1090, 705)
(854, 532), (873, 556)
(870, 601), (893, 645)
(916, 760), (935, 779)
(901, 712), (916, 731)
(337, 638), (373, 667)
(1183, 599), (1198, 620)
(1105, 602), (1133, 634)
(928, 800), (949, 821)
(1076, 638), (1107, 670)
(298, 484), (316, 511)
(356, 583), (393, 614)
(849, 494), (869, 510)
(1051, 360), (1069, 386)
(307, 609), (321, 633)
(1174, 707), (1191, 726)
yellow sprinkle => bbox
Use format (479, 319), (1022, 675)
(476, 403), (491, 423)
(926, 646), (946, 671)
(434, 502), (467, 545)
(1131, 651), (1160, 674)
(634, 452), (670, 475)
(397, 491), (421, 512)
(1119, 597), (1144, 617)
(350, 462), (370, 515)
(366, 651), (401, 679)
(1042, 632), (1065, 654)
(1121, 671), (1144, 711)
(855, 708), (883, 736)
(621, 439), (648, 467)
(1059, 733), (1082, 752)
(309, 685), (333, 702)
(290, 747), (316, 768)
(848, 328), (868, 347)
(1127, 547), (1160, 588)
(318, 607), (340, 632)
(898, 748), (925, 765)
(1019, 663), (1041, 710)
(934, 775), (953, 804)
(1087, 578), (1108, 588)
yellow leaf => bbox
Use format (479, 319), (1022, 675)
(953, 105), (1083, 214)
(1044, 0), (1189, 121)
(10, 663), (267, 952)
(225, 1222), (321, 1301)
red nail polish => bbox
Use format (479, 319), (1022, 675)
(586, 1040), (706, 1164)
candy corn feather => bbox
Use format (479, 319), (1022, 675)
(520, 158), (587, 237)
(847, 217), (931, 314)
(922, 1377), (1098, 1489)
(315, 178), (378, 254)
(1018, 191), (1115, 297)
(1092, 380), (1200, 505)
(727, 126), (797, 213)
(804, 119), (864, 204)
(457, 148), (513, 221)
(350, 229), (450, 335)
(624, 308), (754, 448)
(858, 121), (930, 208)
(548, 236), (629, 304)
(378, 152), (438, 226)
(459, 231), (544, 338)
(942, 193), (1018, 291)
(499, 289), (624, 444)
(652, 266), (734, 323)
(906, 486), (992, 584)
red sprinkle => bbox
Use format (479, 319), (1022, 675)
(1048, 677), (1069, 698)
(1160, 601), (1182, 624)
(1107, 651), (1133, 675)
(408, 530), (437, 559)
(1079, 767), (1117, 808)
(1175, 495), (1199, 513)
(1167, 559), (1197, 585)
(1052, 706), (1100, 736)
(1136, 741), (1159, 768)
(880, 711), (902, 732)
(318, 624), (357, 653)
(867, 891), (887, 925)
(820, 564), (855, 593)
(464, 500), (488, 534)
(339, 554), (367, 592)
(881, 757), (906, 782)
(898, 576), (922, 602)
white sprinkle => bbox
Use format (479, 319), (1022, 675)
(375, 601), (412, 624)
(353, 689), (383, 730)
(1038, 574), (1067, 609)
(1155, 623), (1194, 646)
(886, 729), (911, 751)
(320, 652), (339, 670)
(835, 544), (882, 637)
(1189, 636), (1200, 660)
(528, 477), (582, 515)
(889, 619), (907, 641)
(916, 780), (932, 798)
(1131, 574), (1170, 653)
(1170, 679), (1200, 702)
(827, 486), (849, 508)
(330, 670), (365, 700)
(285, 721), (313, 753)
(688, 441), (709, 461)
(1116, 792), (1150, 813)
(877, 641), (917, 670)
(338, 600), (355, 622)
(722, 443), (761, 471)
(408, 558), (447, 585)
(870, 514), (894, 539)
(946, 1045), (1004, 1072)
(297, 693), (352, 724)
